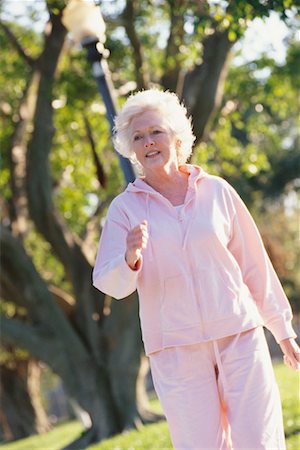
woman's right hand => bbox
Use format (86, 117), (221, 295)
(125, 220), (149, 270)
(279, 338), (300, 371)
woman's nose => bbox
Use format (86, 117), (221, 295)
(144, 138), (154, 148)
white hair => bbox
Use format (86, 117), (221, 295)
(113, 89), (196, 165)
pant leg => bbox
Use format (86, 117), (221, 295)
(216, 327), (286, 450)
(149, 343), (228, 450)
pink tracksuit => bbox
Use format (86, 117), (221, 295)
(93, 164), (296, 449)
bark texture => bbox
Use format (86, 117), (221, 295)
(182, 30), (234, 142)
(161, 0), (186, 92)
(0, 363), (36, 440)
(0, 359), (50, 441)
(122, 0), (149, 90)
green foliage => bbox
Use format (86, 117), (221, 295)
(192, 38), (300, 204)
(48, 40), (125, 236)
(0, 23), (33, 203)
(0, 301), (27, 320)
(105, 34), (138, 87)
(24, 229), (70, 292)
(47, 0), (66, 14)
(0, 346), (29, 365)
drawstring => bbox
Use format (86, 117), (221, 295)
(182, 204), (195, 250)
(146, 194), (154, 261)
(213, 341), (229, 392)
(144, 174), (200, 255)
(182, 185), (198, 250)
(182, 221), (191, 250)
(212, 332), (240, 392)
(212, 339), (234, 450)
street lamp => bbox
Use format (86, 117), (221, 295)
(62, 0), (136, 184)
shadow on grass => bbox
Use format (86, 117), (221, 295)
(285, 428), (300, 439)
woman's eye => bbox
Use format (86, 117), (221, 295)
(152, 130), (162, 135)
(133, 135), (142, 141)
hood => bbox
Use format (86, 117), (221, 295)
(125, 164), (207, 195)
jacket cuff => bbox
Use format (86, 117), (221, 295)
(123, 254), (143, 272)
(266, 317), (297, 343)
(92, 253), (143, 300)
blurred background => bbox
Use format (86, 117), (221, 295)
(0, 0), (299, 448)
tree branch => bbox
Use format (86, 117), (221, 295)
(0, 21), (35, 68)
(161, 0), (186, 92)
(182, 29), (233, 142)
(78, 192), (116, 271)
(48, 284), (75, 317)
(0, 316), (60, 366)
(25, 13), (80, 277)
(7, 73), (41, 235)
(0, 226), (87, 358)
(1, 225), (54, 326)
(83, 115), (107, 188)
(0, 315), (86, 378)
(122, 0), (149, 90)
(80, 194), (115, 261)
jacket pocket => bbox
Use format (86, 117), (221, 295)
(160, 275), (200, 332)
(196, 266), (243, 322)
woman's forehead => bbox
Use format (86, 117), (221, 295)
(130, 109), (168, 131)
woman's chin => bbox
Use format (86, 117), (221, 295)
(144, 156), (164, 168)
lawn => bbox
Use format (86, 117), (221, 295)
(1, 362), (299, 450)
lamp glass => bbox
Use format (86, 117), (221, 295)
(62, 0), (106, 43)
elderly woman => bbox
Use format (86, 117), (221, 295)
(93, 89), (299, 450)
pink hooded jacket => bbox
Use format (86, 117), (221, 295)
(93, 164), (296, 356)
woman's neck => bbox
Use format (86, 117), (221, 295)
(143, 166), (189, 205)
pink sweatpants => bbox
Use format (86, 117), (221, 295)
(149, 327), (286, 450)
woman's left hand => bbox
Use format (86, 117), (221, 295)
(279, 338), (300, 371)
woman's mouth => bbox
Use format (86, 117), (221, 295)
(146, 151), (160, 158)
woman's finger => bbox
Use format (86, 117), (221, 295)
(283, 353), (300, 371)
(293, 347), (300, 362)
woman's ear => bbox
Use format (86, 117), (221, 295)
(175, 140), (182, 163)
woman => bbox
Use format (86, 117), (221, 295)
(93, 89), (299, 449)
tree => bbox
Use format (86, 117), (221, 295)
(1, 0), (299, 446)
(0, 346), (50, 441)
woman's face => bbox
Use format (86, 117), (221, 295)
(130, 109), (178, 175)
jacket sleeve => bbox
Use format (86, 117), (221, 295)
(92, 202), (142, 300)
(226, 183), (297, 343)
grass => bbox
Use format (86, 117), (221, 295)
(275, 362), (300, 450)
(0, 362), (299, 450)
(0, 421), (84, 450)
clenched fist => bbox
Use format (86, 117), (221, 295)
(125, 220), (149, 270)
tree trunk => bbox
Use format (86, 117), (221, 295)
(27, 360), (51, 434)
(182, 30), (234, 142)
(104, 294), (165, 429)
(0, 361), (39, 441)
(161, 0), (186, 92)
(0, 226), (160, 445)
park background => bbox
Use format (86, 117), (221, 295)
(0, 0), (299, 448)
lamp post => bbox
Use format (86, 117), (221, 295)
(62, 0), (136, 184)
